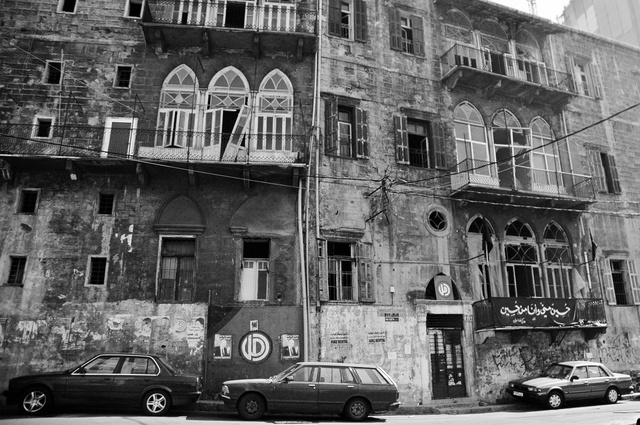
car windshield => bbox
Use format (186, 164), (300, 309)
(541, 364), (573, 379)
(270, 364), (299, 381)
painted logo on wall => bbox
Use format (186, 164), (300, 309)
(239, 331), (272, 363)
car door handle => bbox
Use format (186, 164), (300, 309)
(347, 385), (354, 388)
(308, 384), (316, 388)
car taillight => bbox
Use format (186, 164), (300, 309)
(197, 377), (203, 392)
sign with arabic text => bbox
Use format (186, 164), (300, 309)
(492, 297), (577, 327)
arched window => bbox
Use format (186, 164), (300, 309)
(515, 30), (542, 62)
(478, 19), (508, 53)
(255, 70), (294, 157)
(492, 110), (531, 190)
(543, 223), (573, 298)
(514, 29), (547, 84)
(204, 67), (250, 160)
(504, 219), (541, 297)
(454, 102), (492, 178)
(156, 65), (199, 148)
(468, 216), (495, 299)
(444, 10), (474, 45)
(531, 118), (562, 190)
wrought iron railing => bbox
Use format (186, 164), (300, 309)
(0, 124), (308, 164)
(451, 158), (595, 199)
(441, 44), (577, 94)
(145, 0), (317, 34)
(473, 297), (607, 330)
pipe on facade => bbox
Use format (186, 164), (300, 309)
(298, 176), (309, 362)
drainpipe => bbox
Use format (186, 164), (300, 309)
(298, 177), (309, 361)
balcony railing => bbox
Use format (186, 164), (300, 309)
(473, 297), (607, 330)
(0, 124), (308, 164)
(451, 158), (595, 199)
(441, 44), (577, 94)
(145, 0), (317, 34)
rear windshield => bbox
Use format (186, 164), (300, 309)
(155, 357), (177, 375)
(353, 367), (390, 385)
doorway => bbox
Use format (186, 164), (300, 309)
(428, 314), (466, 399)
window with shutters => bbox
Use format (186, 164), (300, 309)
(328, 0), (367, 41)
(102, 117), (137, 158)
(324, 96), (368, 159)
(569, 57), (603, 98)
(394, 114), (446, 169)
(158, 237), (196, 302)
(318, 240), (374, 302)
(389, 8), (425, 57)
(588, 150), (621, 194)
(603, 259), (639, 306)
(240, 240), (270, 301)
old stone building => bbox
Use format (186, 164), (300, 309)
(1, 0), (640, 410)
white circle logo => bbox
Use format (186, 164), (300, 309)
(239, 331), (272, 363)
(438, 282), (451, 297)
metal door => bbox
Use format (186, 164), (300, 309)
(429, 328), (466, 399)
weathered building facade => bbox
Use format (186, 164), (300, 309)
(1, 0), (640, 411)
(0, 0), (317, 398)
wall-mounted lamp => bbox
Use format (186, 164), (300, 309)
(389, 286), (395, 294)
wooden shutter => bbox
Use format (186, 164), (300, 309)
(354, 0), (367, 42)
(412, 15), (425, 57)
(107, 122), (132, 157)
(590, 63), (603, 98)
(223, 104), (250, 159)
(324, 97), (338, 154)
(566, 57), (577, 93)
(357, 242), (374, 302)
(601, 259), (616, 305)
(587, 150), (607, 192)
(318, 239), (329, 301)
(394, 115), (409, 164)
(629, 260), (640, 305)
(389, 8), (402, 51)
(431, 121), (447, 169)
(327, 0), (342, 36)
(355, 107), (368, 158)
(604, 154), (621, 194)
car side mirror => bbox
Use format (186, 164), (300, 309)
(282, 376), (294, 383)
(570, 376), (579, 382)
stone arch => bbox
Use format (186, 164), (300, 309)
(154, 194), (206, 234)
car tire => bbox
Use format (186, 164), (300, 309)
(604, 387), (619, 404)
(20, 387), (52, 415)
(143, 390), (171, 415)
(546, 390), (564, 409)
(237, 393), (266, 421)
(343, 397), (371, 422)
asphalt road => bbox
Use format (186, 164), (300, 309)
(1, 401), (640, 425)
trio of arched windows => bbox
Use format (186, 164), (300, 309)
(467, 216), (573, 300)
(156, 65), (294, 160)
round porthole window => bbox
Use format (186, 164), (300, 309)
(426, 206), (451, 236)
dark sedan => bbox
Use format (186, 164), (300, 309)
(507, 360), (633, 409)
(3, 353), (202, 415)
(220, 361), (400, 421)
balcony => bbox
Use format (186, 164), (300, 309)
(0, 123), (308, 177)
(450, 158), (595, 209)
(473, 297), (607, 342)
(140, 0), (317, 57)
(441, 44), (577, 108)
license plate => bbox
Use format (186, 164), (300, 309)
(513, 391), (523, 397)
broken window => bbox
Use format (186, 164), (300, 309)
(569, 57), (602, 98)
(19, 189), (39, 214)
(87, 257), (108, 286)
(158, 238), (196, 302)
(239, 240), (270, 301)
(44, 62), (63, 85)
(156, 65), (198, 148)
(324, 96), (368, 158)
(588, 150), (621, 194)
(7, 256), (27, 286)
(58, 0), (77, 13)
(492, 109), (531, 190)
(389, 9), (425, 56)
(98, 193), (115, 215)
(327, 0), (367, 41)
(454, 102), (491, 177)
(115, 65), (133, 88)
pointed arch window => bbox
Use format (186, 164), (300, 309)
(204, 67), (250, 160)
(156, 65), (199, 148)
(492, 110), (531, 190)
(504, 220), (541, 297)
(468, 216), (495, 299)
(454, 102), (492, 178)
(543, 223), (573, 298)
(514, 30), (548, 84)
(444, 10), (473, 45)
(255, 70), (293, 155)
(531, 118), (562, 190)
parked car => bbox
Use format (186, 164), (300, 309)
(220, 362), (400, 421)
(3, 353), (202, 416)
(506, 360), (633, 409)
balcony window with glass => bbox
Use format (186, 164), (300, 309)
(492, 110), (531, 191)
(505, 220), (541, 298)
(254, 70), (293, 159)
(543, 223), (573, 298)
(531, 118), (562, 192)
(454, 102), (492, 180)
(156, 65), (198, 149)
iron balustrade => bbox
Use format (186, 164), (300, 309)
(441, 44), (577, 94)
(145, 0), (317, 34)
(0, 124), (308, 164)
(451, 158), (595, 199)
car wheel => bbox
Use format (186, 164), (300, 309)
(237, 393), (266, 421)
(546, 390), (564, 409)
(604, 387), (619, 404)
(20, 387), (52, 415)
(343, 397), (371, 422)
(143, 390), (171, 415)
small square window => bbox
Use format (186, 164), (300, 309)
(98, 193), (115, 215)
(88, 257), (108, 285)
(45, 62), (63, 85)
(115, 66), (133, 88)
(58, 0), (77, 13)
(8, 256), (27, 286)
(34, 117), (53, 138)
(19, 190), (39, 214)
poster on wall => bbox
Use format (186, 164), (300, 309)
(281, 334), (300, 359)
(214, 334), (232, 359)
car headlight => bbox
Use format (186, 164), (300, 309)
(527, 387), (543, 393)
(509, 383), (514, 388)
(221, 385), (229, 396)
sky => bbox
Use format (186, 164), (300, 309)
(487, 0), (570, 23)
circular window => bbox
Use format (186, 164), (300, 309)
(426, 206), (451, 236)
